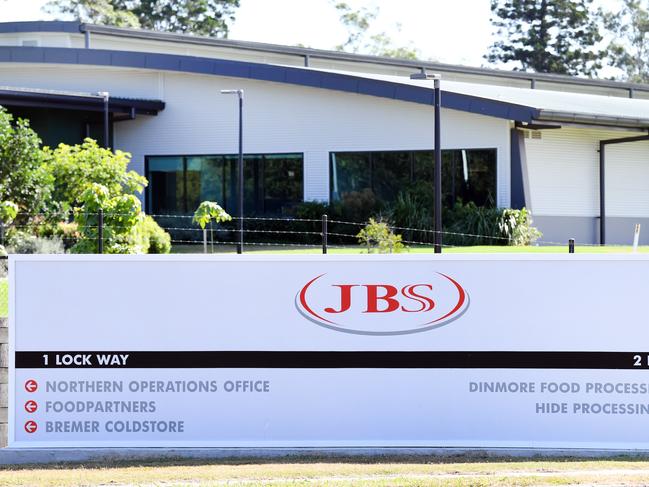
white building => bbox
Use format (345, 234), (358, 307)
(2, 21), (649, 245)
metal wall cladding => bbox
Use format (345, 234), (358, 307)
(525, 126), (649, 218)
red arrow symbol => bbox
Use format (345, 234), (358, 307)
(24, 400), (37, 413)
(24, 380), (38, 393)
(24, 421), (37, 434)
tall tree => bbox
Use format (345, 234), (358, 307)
(333, 2), (420, 60)
(486, 0), (604, 76)
(603, 0), (649, 83)
(45, 0), (240, 37)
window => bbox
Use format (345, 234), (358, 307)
(147, 153), (303, 216)
(330, 149), (497, 207)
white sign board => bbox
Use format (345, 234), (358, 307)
(8, 254), (649, 448)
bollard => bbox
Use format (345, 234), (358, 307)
(322, 214), (328, 254)
(568, 238), (575, 254)
(633, 224), (641, 253)
(97, 209), (104, 254)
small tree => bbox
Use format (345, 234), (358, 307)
(72, 184), (143, 254)
(357, 218), (406, 254)
(193, 201), (232, 253)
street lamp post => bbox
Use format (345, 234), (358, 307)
(221, 89), (244, 254)
(433, 78), (442, 253)
(410, 71), (442, 253)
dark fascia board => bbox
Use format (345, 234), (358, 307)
(0, 87), (165, 115)
(0, 46), (539, 122)
(1, 21), (647, 95)
(0, 21), (81, 33)
(77, 23), (649, 95)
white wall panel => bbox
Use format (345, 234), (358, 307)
(525, 127), (649, 218)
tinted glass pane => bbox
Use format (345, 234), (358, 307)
(413, 151), (433, 182)
(263, 154), (303, 214)
(330, 152), (370, 201)
(148, 154), (303, 217)
(331, 149), (496, 209)
(441, 149), (497, 207)
(372, 152), (411, 203)
(147, 157), (184, 214)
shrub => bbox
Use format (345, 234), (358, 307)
(0, 108), (51, 220)
(499, 208), (542, 246)
(7, 231), (65, 254)
(136, 215), (171, 254)
(357, 218), (406, 254)
(389, 188), (542, 247)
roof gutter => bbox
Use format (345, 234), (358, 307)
(536, 109), (649, 130)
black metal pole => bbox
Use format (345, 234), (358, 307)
(568, 238), (575, 254)
(434, 78), (442, 253)
(322, 214), (328, 254)
(237, 91), (244, 254)
(97, 208), (104, 254)
(599, 141), (605, 246)
(101, 92), (110, 148)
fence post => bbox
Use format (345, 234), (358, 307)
(633, 224), (641, 253)
(97, 209), (104, 254)
(322, 214), (328, 254)
(568, 238), (575, 254)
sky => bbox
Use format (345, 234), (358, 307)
(0, 0), (624, 69)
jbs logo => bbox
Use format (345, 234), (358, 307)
(296, 272), (469, 335)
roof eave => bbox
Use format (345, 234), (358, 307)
(536, 110), (649, 130)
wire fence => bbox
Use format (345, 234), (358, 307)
(0, 211), (639, 255)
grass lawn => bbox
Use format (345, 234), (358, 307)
(173, 243), (649, 254)
(3, 456), (649, 486)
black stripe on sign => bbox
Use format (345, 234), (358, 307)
(13, 351), (649, 369)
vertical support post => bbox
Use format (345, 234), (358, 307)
(0, 223), (4, 248)
(433, 77), (442, 254)
(237, 91), (244, 255)
(599, 141), (606, 246)
(97, 208), (104, 254)
(84, 30), (91, 49)
(568, 238), (575, 254)
(203, 229), (207, 254)
(99, 91), (110, 148)
(322, 214), (328, 254)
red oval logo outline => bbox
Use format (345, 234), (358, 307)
(296, 272), (469, 335)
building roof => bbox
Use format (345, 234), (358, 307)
(349, 71), (649, 129)
(3, 44), (649, 129)
(0, 85), (165, 116)
(1, 20), (649, 99)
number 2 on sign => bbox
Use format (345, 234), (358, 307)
(632, 354), (648, 367)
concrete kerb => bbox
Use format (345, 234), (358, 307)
(1, 447), (649, 466)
